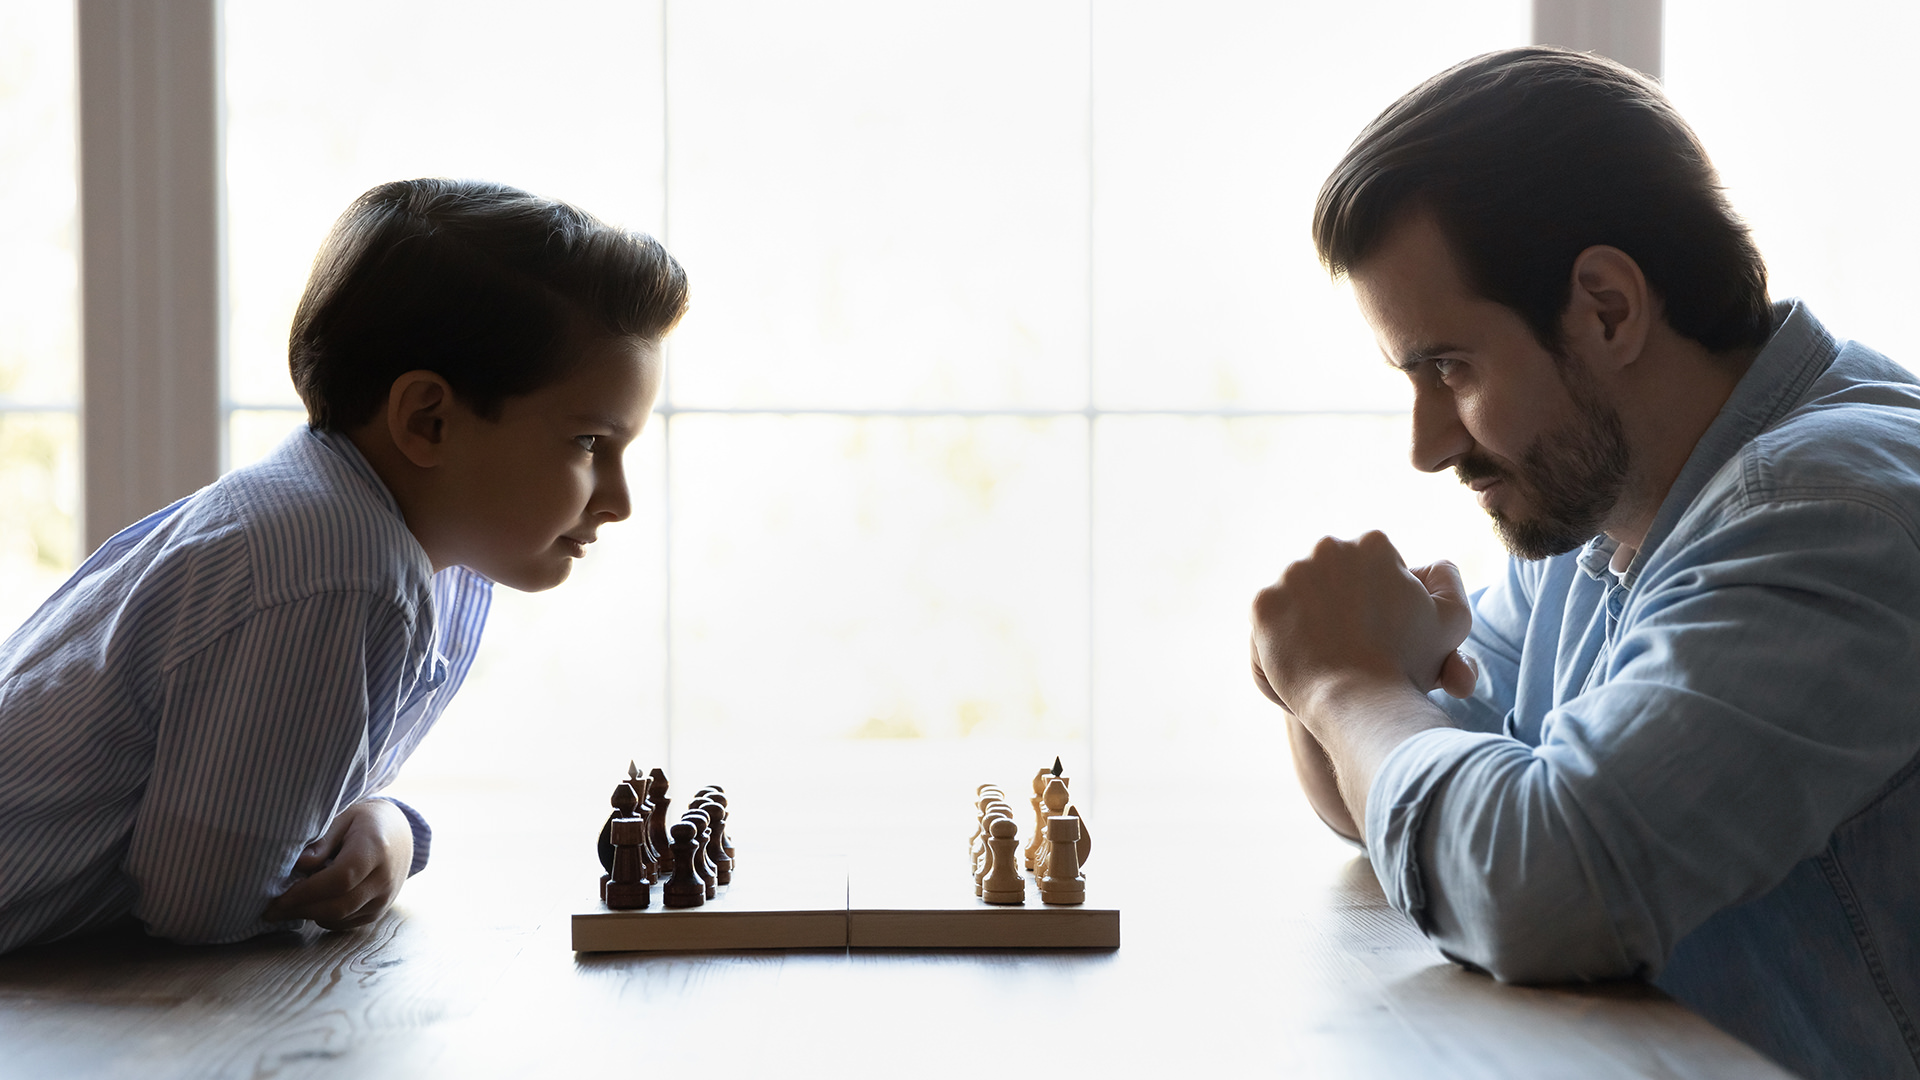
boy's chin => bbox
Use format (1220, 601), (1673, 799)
(475, 557), (574, 593)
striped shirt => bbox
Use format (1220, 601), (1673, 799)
(0, 427), (490, 951)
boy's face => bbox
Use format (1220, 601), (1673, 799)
(434, 334), (662, 591)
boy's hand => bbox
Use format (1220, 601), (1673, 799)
(263, 798), (414, 931)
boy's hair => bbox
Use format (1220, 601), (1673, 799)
(1313, 47), (1771, 356)
(291, 179), (690, 431)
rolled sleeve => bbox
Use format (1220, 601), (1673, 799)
(1366, 728), (1524, 933)
(1373, 495), (1920, 985)
(373, 796), (432, 876)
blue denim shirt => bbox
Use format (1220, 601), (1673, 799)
(1366, 301), (1920, 1079)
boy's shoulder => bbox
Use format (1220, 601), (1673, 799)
(182, 428), (435, 611)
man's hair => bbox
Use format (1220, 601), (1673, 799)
(1313, 47), (1770, 355)
(291, 178), (690, 431)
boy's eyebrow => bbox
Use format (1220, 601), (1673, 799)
(568, 412), (638, 439)
(1384, 340), (1467, 372)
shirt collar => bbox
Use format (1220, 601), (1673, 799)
(1616, 299), (1839, 589)
(1576, 534), (1620, 581)
(304, 426), (407, 522)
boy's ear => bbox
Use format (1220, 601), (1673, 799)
(386, 371), (456, 469)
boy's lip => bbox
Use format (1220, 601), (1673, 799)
(561, 533), (595, 557)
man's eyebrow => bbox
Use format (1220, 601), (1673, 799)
(1383, 341), (1467, 372)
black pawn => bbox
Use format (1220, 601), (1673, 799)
(683, 808), (717, 900)
(662, 821), (705, 908)
(692, 796), (732, 886)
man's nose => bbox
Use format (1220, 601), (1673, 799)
(1410, 384), (1471, 474)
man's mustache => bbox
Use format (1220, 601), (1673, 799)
(1454, 455), (1509, 486)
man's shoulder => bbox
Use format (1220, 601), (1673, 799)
(1738, 341), (1920, 508)
(190, 430), (433, 609)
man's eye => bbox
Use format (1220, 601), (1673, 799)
(574, 435), (599, 453)
(1431, 358), (1461, 379)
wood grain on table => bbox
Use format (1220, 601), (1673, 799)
(0, 784), (1797, 1080)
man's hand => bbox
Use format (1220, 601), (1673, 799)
(263, 797), (413, 931)
(1250, 532), (1477, 834)
(1251, 531), (1475, 720)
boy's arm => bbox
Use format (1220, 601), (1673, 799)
(262, 797), (413, 929)
(127, 591), (417, 944)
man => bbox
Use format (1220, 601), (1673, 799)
(1249, 47), (1920, 1079)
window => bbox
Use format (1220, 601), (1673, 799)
(27, 1), (1911, 836)
(220, 0), (1525, 826)
(0, 4), (80, 634)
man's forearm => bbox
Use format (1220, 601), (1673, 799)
(1297, 679), (1452, 835)
(1287, 714), (1361, 841)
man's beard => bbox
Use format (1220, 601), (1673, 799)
(1456, 366), (1631, 561)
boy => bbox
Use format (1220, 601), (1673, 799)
(0, 179), (687, 951)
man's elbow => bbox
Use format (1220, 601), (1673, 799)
(1428, 885), (1648, 985)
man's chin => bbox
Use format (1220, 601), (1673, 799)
(1489, 511), (1593, 561)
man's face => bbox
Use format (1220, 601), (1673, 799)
(1349, 212), (1629, 559)
(435, 334), (662, 591)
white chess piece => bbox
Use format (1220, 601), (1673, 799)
(981, 816), (1026, 904)
(1038, 815), (1085, 905)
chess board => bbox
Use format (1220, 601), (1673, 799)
(571, 855), (1120, 952)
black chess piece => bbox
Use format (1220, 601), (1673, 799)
(604, 802), (650, 910)
(598, 777), (640, 898)
(647, 768), (672, 870)
(696, 796), (732, 886)
(683, 808), (717, 900)
(662, 821), (705, 908)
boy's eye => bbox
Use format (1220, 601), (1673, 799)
(1431, 358), (1461, 380)
(574, 435), (599, 453)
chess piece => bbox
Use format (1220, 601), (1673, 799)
(630, 763), (661, 882)
(975, 806), (1013, 896)
(970, 786), (1004, 879)
(648, 768), (673, 868)
(1038, 815), (1085, 905)
(683, 809), (717, 900)
(1024, 766), (1052, 870)
(1065, 802), (1092, 869)
(1035, 776), (1070, 877)
(662, 821), (706, 908)
(687, 801), (723, 895)
(599, 775), (640, 898)
(704, 785), (736, 869)
(981, 816), (1025, 904)
(604, 801), (651, 910)
(693, 795), (733, 885)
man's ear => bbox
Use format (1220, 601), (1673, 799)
(385, 371), (456, 469)
(1564, 245), (1653, 373)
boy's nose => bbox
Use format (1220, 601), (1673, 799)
(1409, 384), (1471, 474)
(593, 472), (632, 523)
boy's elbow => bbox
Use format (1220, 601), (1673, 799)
(134, 890), (289, 947)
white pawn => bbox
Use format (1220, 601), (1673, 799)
(981, 816), (1026, 904)
(1038, 815), (1085, 905)
(975, 805), (1013, 896)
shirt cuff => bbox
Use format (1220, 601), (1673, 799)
(1364, 726), (1509, 931)
(372, 796), (432, 876)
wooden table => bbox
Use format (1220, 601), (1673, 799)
(0, 775), (1796, 1079)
